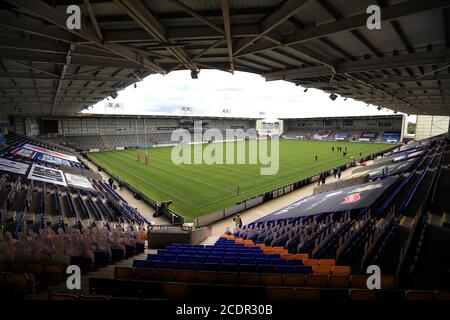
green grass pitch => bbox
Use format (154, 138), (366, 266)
(87, 140), (393, 221)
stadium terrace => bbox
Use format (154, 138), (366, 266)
(0, 0), (449, 310)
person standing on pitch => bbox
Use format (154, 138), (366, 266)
(315, 155), (318, 161)
(233, 214), (243, 229)
(108, 177), (114, 188)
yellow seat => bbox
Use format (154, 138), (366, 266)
(134, 268), (155, 280)
(266, 287), (294, 301)
(115, 267), (134, 279)
(162, 282), (188, 299)
(405, 290), (433, 301)
(349, 289), (377, 300)
(283, 274), (305, 287)
(176, 270), (197, 283)
(260, 273), (283, 286)
(294, 288), (320, 301)
(312, 266), (331, 275)
(305, 274), (328, 287)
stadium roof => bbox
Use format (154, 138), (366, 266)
(70, 113), (259, 120)
(0, 0), (449, 116)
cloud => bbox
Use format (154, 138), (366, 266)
(88, 69), (413, 121)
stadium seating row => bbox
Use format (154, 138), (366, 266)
(88, 277), (450, 301)
(115, 267), (366, 287)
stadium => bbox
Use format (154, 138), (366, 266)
(0, 0), (450, 310)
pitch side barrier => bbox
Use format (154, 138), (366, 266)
(84, 144), (398, 226)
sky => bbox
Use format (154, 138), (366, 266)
(88, 69), (415, 122)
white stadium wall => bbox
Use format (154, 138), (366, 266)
(415, 115), (449, 141)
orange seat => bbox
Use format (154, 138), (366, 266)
(27, 263), (44, 274)
(405, 290), (433, 301)
(162, 282), (188, 299)
(197, 271), (217, 284)
(255, 243), (266, 248)
(380, 276), (395, 289)
(263, 249), (276, 255)
(283, 274), (305, 287)
(115, 267), (134, 279)
(305, 274), (328, 287)
(48, 293), (78, 300)
(281, 253), (295, 260)
(266, 287), (294, 301)
(260, 273), (283, 286)
(328, 275), (350, 288)
(216, 272), (239, 284)
(349, 275), (369, 288)
(303, 259), (319, 266)
(294, 288), (320, 301)
(78, 295), (109, 301)
(234, 238), (244, 244)
(319, 259), (335, 266)
(8, 262), (26, 272)
(0, 261), (8, 271)
(349, 289), (377, 300)
(134, 268), (155, 280)
(312, 266), (331, 275)
(331, 266), (351, 276)
(239, 273), (260, 286)
(434, 291), (450, 301)
(5, 272), (36, 296)
(176, 270), (197, 283)
(295, 253), (309, 260)
(154, 269), (176, 282)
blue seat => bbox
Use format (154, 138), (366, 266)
(275, 265), (293, 273)
(167, 261), (184, 270)
(185, 262), (203, 270)
(193, 256), (208, 263)
(239, 253), (253, 258)
(271, 258), (288, 265)
(240, 258), (255, 264)
(177, 255), (192, 262)
(208, 256), (223, 264)
(293, 265), (313, 274)
(267, 254), (280, 259)
(226, 252), (239, 257)
(159, 255), (176, 261)
(133, 260), (151, 268)
(255, 258), (271, 265)
(223, 257), (238, 264)
(287, 259), (303, 266)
